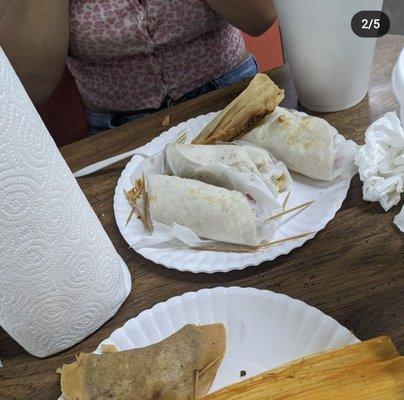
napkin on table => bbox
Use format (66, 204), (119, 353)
(355, 111), (404, 233)
(355, 112), (404, 211)
(394, 205), (404, 232)
(0, 48), (131, 357)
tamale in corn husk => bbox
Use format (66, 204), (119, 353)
(192, 74), (284, 145)
(204, 336), (403, 400)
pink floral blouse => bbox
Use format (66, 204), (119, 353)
(67, 0), (245, 111)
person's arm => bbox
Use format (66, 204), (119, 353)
(205, 0), (276, 37)
(0, 0), (69, 105)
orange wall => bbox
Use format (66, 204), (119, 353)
(242, 21), (284, 72)
(37, 68), (88, 147)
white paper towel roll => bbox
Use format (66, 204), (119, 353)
(0, 48), (131, 357)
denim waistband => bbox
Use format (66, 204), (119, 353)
(87, 55), (259, 133)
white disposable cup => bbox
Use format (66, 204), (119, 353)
(273, 0), (384, 112)
(392, 48), (404, 125)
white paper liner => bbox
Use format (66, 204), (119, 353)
(132, 222), (213, 249)
(355, 112), (404, 211)
(165, 142), (293, 200)
(333, 134), (359, 180)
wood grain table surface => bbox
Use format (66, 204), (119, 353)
(1, 35), (404, 399)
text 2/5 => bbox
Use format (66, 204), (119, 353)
(351, 11), (390, 38)
(361, 18), (380, 30)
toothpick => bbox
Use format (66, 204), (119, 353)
(258, 232), (315, 250)
(199, 357), (220, 377)
(205, 368), (218, 396)
(175, 130), (187, 144)
(142, 172), (153, 232)
(282, 191), (291, 210)
(124, 177), (145, 225)
(125, 208), (135, 226)
(192, 232), (315, 253)
(124, 183), (150, 231)
(191, 244), (259, 253)
(194, 369), (199, 400)
(266, 200), (314, 222)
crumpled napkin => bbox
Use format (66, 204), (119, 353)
(355, 112), (404, 211)
(394, 205), (404, 232)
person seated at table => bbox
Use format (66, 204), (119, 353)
(0, 0), (276, 133)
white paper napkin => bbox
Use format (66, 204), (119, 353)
(0, 48), (131, 357)
(394, 204), (404, 232)
(355, 112), (404, 211)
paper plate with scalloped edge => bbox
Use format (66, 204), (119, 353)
(58, 287), (358, 399)
(114, 112), (356, 273)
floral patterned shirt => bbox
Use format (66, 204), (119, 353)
(67, 0), (245, 111)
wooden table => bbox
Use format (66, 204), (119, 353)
(1, 35), (404, 399)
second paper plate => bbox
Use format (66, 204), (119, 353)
(86, 287), (358, 394)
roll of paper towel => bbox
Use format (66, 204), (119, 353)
(0, 48), (131, 357)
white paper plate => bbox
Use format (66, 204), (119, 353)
(114, 112), (355, 273)
(59, 287), (357, 398)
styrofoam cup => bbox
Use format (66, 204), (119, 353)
(392, 48), (404, 125)
(274, 0), (383, 112)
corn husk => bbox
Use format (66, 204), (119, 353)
(192, 74), (284, 145)
(204, 337), (403, 399)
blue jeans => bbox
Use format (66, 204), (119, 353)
(87, 55), (258, 133)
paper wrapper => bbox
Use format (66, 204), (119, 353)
(128, 152), (282, 250)
(0, 48), (131, 357)
(355, 112), (404, 211)
(164, 143), (292, 214)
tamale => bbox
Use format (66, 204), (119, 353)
(205, 336), (401, 399)
(192, 74), (284, 145)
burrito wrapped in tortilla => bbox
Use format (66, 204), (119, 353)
(164, 143), (292, 195)
(241, 107), (357, 181)
(146, 175), (271, 246)
(60, 324), (226, 400)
